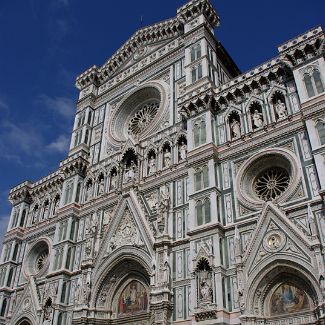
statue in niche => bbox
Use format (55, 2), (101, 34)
(162, 261), (170, 285)
(275, 99), (287, 119)
(98, 177), (105, 196)
(163, 148), (171, 167)
(158, 185), (170, 234)
(148, 156), (157, 175)
(85, 182), (93, 201)
(110, 171), (118, 189)
(83, 282), (91, 306)
(252, 110), (264, 129)
(124, 160), (137, 182)
(53, 197), (60, 215)
(179, 142), (187, 160)
(43, 203), (49, 220)
(200, 281), (213, 302)
(230, 118), (241, 139)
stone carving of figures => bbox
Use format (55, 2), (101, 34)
(150, 264), (156, 286)
(252, 110), (264, 129)
(43, 203), (49, 220)
(163, 261), (170, 285)
(83, 282), (91, 306)
(163, 148), (171, 167)
(158, 185), (170, 234)
(148, 156), (157, 175)
(86, 183), (92, 201)
(98, 178), (105, 196)
(53, 198), (59, 215)
(320, 276), (325, 297)
(275, 99), (287, 119)
(124, 160), (137, 182)
(230, 119), (241, 139)
(111, 172), (118, 189)
(147, 192), (158, 211)
(200, 281), (212, 302)
(109, 235), (116, 252)
(179, 142), (187, 160)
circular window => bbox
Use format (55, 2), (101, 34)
(128, 101), (159, 136)
(254, 167), (290, 201)
(23, 239), (50, 277)
(236, 148), (301, 209)
(108, 82), (169, 144)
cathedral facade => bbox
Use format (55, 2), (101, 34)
(1, 1), (325, 324)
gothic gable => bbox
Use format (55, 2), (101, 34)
(95, 189), (155, 268)
(243, 202), (314, 277)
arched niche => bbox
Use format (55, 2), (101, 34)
(93, 256), (151, 321)
(244, 262), (320, 324)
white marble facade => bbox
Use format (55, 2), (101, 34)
(1, 1), (325, 325)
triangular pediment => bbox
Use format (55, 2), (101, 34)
(243, 202), (314, 277)
(11, 280), (40, 324)
(95, 190), (155, 267)
(110, 37), (179, 78)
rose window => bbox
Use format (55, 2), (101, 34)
(128, 101), (159, 136)
(36, 251), (49, 271)
(254, 167), (290, 201)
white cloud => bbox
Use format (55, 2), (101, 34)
(1, 120), (43, 155)
(47, 134), (70, 153)
(37, 94), (75, 120)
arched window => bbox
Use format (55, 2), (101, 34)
(87, 110), (92, 125)
(304, 73), (315, 97)
(6, 268), (13, 288)
(12, 243), (19, 261)
(316, 120), (325, 146)
(195, 166), (209, 191)
(57, 313), (63, 325)
(60, 282), (67, 303)
(313, 70), (325, 94)
(192, 64), (203, 83)
(65, 247), (72, 270)
(303, 68), (325, 98)
(0, 298), (7, 317)
(19, 209), (26, 227)
(196, 199), (211, 226)
(193, 119), (206, 147)
(191, 43), (201, 62)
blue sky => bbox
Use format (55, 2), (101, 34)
(0, 0), (324, 242)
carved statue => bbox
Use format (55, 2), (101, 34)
(158, 185), (170, 234)
(163, 261), (170, 284)
(163, 148), (171, 167)
(43, 203), (49, 220)
(148, 156), (157, 175)
(147, 192), (158, 211)
(110, 172), (118, 189)
(252, 110), (264, 129)
(230, 119), (241, 139)
(150, 264), (156, 286)
(124, 160), (137, 182)
(86, 183), (93, 201)
(200, 281), (212, 302)
(83, 282), (91, 305)
(179, 142), (187, 160)
(98, 178), (105, 195)
(275, 99), (287, 119)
